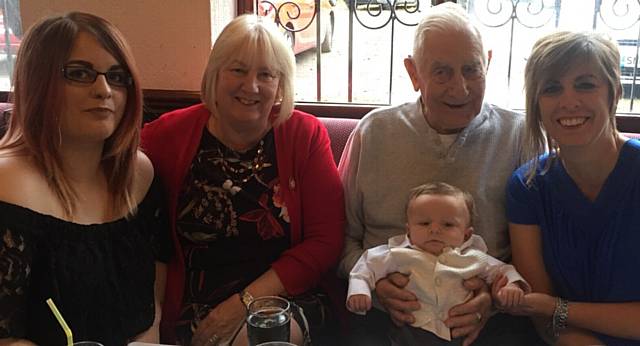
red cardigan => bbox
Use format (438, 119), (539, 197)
(140, 104), (345, 341)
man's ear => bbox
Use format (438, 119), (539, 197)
(486, 49), (492, 72)
(464, 226), (474, 241)
(404, 57), (421, 92)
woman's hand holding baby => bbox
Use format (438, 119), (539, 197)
(491, 275), (556, 317)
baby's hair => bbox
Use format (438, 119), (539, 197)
(406, 182), (476, 227)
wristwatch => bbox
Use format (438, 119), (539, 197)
(239, 289), (254, 310)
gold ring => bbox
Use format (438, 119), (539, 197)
(475, 312), (482, 322)
(207, 334), (220, 345)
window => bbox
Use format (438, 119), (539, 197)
(250, 0), (640, 115)
(0, 0), (21, 91)
(474, 0), (640, 114)
(255, 0), (424, 105)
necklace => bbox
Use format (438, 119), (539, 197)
(216, 139), (266, 184)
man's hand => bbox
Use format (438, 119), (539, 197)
(375, 272), (420, 326)
(347, 294), (372, 313)
(445, 277), (492, 346)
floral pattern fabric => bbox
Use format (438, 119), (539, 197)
(175, 129), (291, 344)
(0, 228), (30, 337)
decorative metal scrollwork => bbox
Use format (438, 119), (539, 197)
(598, 0), (640, 30)
(351, 0), (422, 29)
(472, 0), (514, 27)
(472, 0), (557, 28)
(259, 0), (318, 33)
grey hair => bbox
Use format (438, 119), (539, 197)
(412, 2), (485, 71)
(201, 14), (295, 126)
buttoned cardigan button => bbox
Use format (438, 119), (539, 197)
(289, 177), (296, 190)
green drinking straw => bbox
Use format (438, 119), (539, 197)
(46, 298), (73, 346)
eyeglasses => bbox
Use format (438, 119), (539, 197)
(62, 65), (132, 87)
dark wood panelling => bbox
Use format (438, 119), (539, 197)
(3, 88), (639, 132)
(141, 89), (374, 121)
(141, 89), (640, 133)
(295, 102), (376, 119)
(617, 114), (640, 134)
(142, 89), (200, 122)
(237, 0), (255, 14)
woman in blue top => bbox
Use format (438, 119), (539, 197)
(504, 31), (640, 345)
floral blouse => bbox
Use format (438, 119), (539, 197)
(175, 129), (290, 343)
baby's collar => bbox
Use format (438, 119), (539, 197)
(389, 234), (487, 253)
(388, 234), (412, 248)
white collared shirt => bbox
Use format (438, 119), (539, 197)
(347, 234), (530, 341)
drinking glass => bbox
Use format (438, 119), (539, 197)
(247, 296), (291, 346)
(73, 342), (104, 346)
(256, 342), (297, 346)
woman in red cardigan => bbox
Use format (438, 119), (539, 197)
(141, 14), (345, 346)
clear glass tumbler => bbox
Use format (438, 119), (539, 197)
(247, 296), (291, 346)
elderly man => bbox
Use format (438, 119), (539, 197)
(338, 3), (539, 346)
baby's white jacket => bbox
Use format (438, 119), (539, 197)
(347, 234), (531, 341)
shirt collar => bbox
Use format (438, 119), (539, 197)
(388, 234), (487, 253)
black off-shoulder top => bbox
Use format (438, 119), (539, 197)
(0, 177), (171, 346)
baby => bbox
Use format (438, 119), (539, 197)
(347, 182), (530, 344)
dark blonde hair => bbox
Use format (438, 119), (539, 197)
(0, 12), (143, 217)
(406, 182), (476, 227)
(201, 14), (295, 126)
(523, 31), (622, 183)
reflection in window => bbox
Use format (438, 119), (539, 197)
(0, 0), (21, 91)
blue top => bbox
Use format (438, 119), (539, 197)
(506, 139), (640, 346)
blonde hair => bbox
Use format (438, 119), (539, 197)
(0, 12), (143, 218)
(412, 2), (485, 72)
(523, 31), (622, 183)
(201, 14), (295, 126)
(406, 182), (476, 227)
